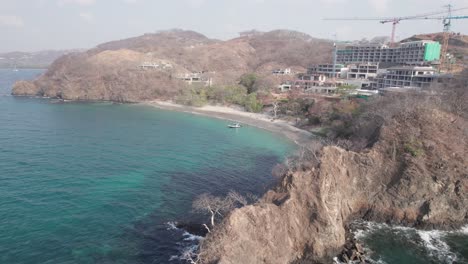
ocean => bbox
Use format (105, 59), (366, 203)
(0, 69), (294, 263)
(1, 69), (466, 264)
(352, 221), (468, 264)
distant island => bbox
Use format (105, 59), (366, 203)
(0, 49), (83, 69)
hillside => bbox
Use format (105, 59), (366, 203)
(12, 29), (333, 102)
(198, 90), (468, 263)
(0, 49), (82, 69)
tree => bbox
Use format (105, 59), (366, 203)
(336, 84), (357, 97)
(239, 73), (258, 94)
(192, 193), (234, 232)
(192, 191), (257, 233)
(227, 191), (248, 206)
(243, 93), (263, 113)
(227, 190), (258, 206)
(272, 100), (279, 119)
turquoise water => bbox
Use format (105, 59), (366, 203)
(3, 70), (467, 264)
(0, 69), (294, 263)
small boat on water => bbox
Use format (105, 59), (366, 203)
(228, 123), (241, 128)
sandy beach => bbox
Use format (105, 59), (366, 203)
(143, 100), (314, 146)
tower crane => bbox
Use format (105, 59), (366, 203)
(323, 6), (468, 46)
(422, 5), (468, 71)
(416, 14), (468, 71)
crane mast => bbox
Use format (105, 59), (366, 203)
(441, 4), (452, 72)
(324, 6), (468, 72)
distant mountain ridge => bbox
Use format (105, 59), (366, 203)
(12, 29), (333, 102)
(0, 49), (83, 69)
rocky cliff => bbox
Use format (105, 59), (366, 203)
(198, 106), (468, 263)
(11, 29), (332, 102)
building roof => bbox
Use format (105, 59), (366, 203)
(386, 66), (436, 71)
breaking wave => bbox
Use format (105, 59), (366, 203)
(166, 222), (204, 263)
(352, 221), (468, 264)
(417, 229), (458, 263)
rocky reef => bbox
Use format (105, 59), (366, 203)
(198, 107), (467, 263)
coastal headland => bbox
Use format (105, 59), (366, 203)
(9, 29), (468, 263)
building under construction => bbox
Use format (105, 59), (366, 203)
(307, 64), (346, 78)
(336, 40), (441, 65)
(371, 66), (452, 89)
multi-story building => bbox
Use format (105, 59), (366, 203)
(336, 40), (441, 65)
(278, 74), (337, 94)
(347, 63), (379, 79)
(372, 66), (439, 89)
(307, 64), (347, 78)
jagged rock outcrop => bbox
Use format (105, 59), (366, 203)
(11, 29), (332, 102)
(199, 108), (468, 263)
(12, 81), (41, 96)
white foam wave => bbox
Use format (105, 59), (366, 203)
(166, 221), (178, 231)
(352, 221), (468, 263)
(460, 225), (468, 235)
(372, 258), (388, 264)
(166, 222), (204, 262)
(417, 229), (458, 263)
(353, 221), (412, 240)
(333, 254), (388, 264)
(183, 231), (204, 241)
(176, 244), (200, 263)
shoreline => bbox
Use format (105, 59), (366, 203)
(142, 100), (314, 146)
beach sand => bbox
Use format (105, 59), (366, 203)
(143, 100), (313, 146)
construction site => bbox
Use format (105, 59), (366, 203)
(278, 4), (467, 96)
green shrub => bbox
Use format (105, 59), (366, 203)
(308, 115), (321, 125)
(243, 93), (263, 113)
(175, 87), (208, 107)
(278, 98), (315, 117)
(336, 84), (357, 97)
(404, 140), (424, 157)
(239, 73), (258, 94)
(225, 85), (248, 105)
(205, 85), (247, 105)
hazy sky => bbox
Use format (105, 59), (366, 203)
(0, 0), (467, 52)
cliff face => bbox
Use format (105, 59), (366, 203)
(11, 29), (332, 102)
(199, 108), (468, 263)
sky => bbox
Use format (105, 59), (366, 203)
(0, 0), (467, 52)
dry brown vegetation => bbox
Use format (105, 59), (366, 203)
(195, 73), (468, 264)
(12, 29), (333, 102)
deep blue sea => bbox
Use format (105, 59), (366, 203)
(0, 69), (295, 263)
(1, 69), (467, 264)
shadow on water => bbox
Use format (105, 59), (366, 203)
(126, 153), (283, 264)
(0, 69), (294, 264)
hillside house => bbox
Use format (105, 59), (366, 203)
(178, 73), (213, 86)
(273, 68), (292, 75)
